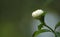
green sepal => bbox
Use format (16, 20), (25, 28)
(38, 23), (44, 30)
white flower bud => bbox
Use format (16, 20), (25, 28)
(32, 9), (44, 18)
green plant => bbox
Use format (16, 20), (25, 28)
(32, 9), (60, 37)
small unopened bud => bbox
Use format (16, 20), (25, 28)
(32, 9), (44, 19)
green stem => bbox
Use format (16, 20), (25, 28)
(39, 14), (57, 37)
(44, 24), (57, 37)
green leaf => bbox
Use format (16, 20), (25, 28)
(32, 29), (51, 37)
(55, 32), (60, 37)
(38, 23), (44, 30)
(55, 22), (60, 30)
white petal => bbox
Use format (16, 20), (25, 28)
(32, 9), (44, 18)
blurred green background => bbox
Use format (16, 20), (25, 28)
(0, 0), (60, 37)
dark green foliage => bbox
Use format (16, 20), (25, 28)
(32, 29), (51, 37)
(56, 32), (60, 37)
(55, 22), (60, 30)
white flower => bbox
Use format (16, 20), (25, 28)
(32, 9), (44, 18)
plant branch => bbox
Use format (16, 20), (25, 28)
(44, 24), (57, 37)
